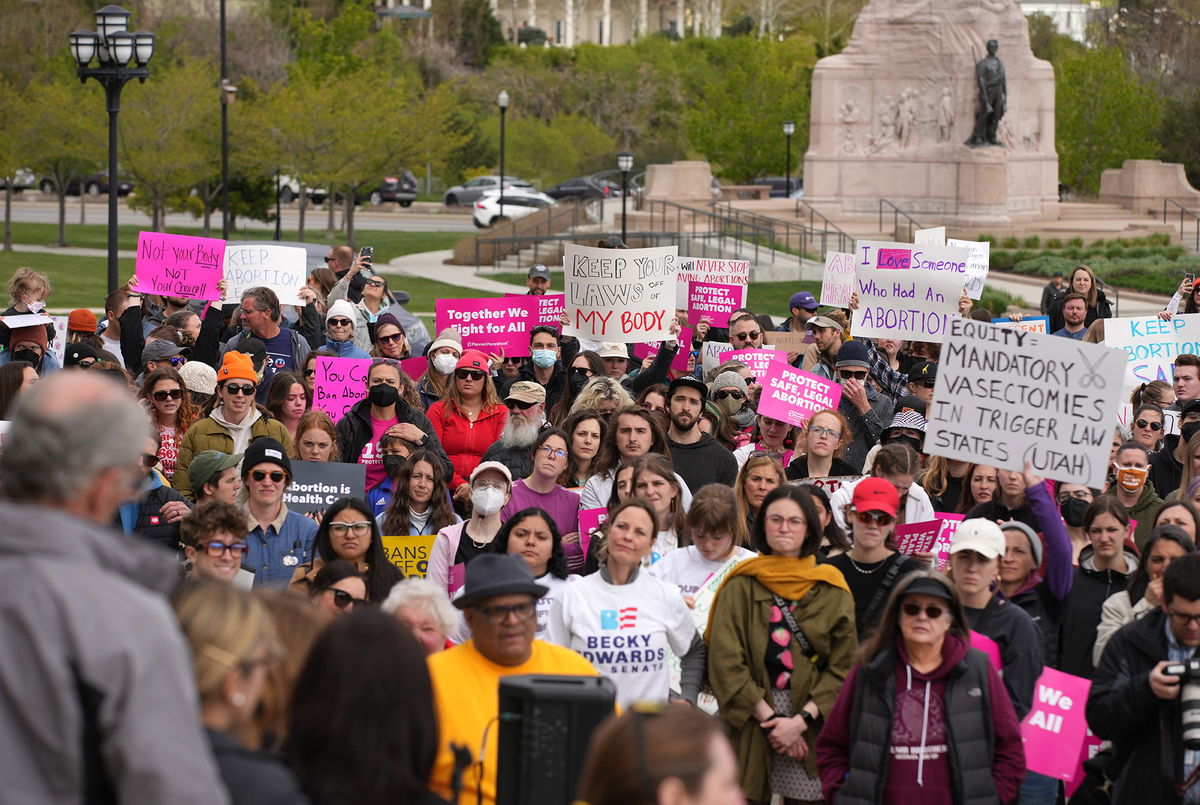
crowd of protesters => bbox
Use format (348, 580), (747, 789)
(1, 251), (1199, 805)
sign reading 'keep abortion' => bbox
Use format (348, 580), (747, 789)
(1103, 313), (1200, 387)
(221, 244), (307, 306)
(924, 318), (1125, 488)
(850, 240), (966, 343)
(563, 243), (677, 343)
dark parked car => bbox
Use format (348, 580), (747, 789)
(367, 170), (418, 207)
(544, 175), (623, 201)
(40, 171), (134, 197)
(752, 176), (803, 198)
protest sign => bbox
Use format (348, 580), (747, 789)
(701, 341), (734, 375)
(313, 356), (372, 422)
(133, 231), (225, 300)
(436, 296), (538, 357)
(948, 238), (990, 299)
(631, 327), (693, 373)
(915, 226), (946, 245)
(1066, 730), (1104, 798)
(1103, 312), (1200, 386)
(820, 251), (856, 308)
(2, 313), (52, 329)
(719, 348), (788, 378)
(992, 315), (1049, 334)
(283, 461), (365, 514)
(763, 331), (811, 354)
(894, 519), (941, 555)
(932, 513), (964, 571)
(1116, 402), (1178, 436)
(850, 241), (967, 343)
(578, 507), (608, 559)
(969, 631), (1003, 671)
(563, 242), (678, 342)
(792, 477), (856, 496)
(222, 244), (307, 305)
(674, 257), (749, 308)
(47, 315), (68, 365)
(756, 362), (842, 427)
(527, 293), (566, 328)
(925, 318), (1125, 488)
(687, 281), (745, 327)
(381, 535), (438, 577)
(1021, 668), (1093, 781)
(399, 356), (427, 383)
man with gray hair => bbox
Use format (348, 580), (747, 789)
(0, 372), (228, 803)
(222, 286), (315, 402)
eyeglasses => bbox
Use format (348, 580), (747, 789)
(712, 390), (745, 402)
(151, 388), (183, 402)
(538, 446), (568, 459)
(377, 332), (405, 345)
(328, 317), (353, 328)
(141, 453), (159, 468)
(839, 370), (868, 381)
(167, 356), (187, 367)
(250, 470), (286, 483)
(855, 510), (896, 526)
(808, 425), (841, 439)
(455, 369), (486, 381)
(914, 379), (936, 389)
(733, 330), (761, 340)
(1169, 611), (1200, 627)
(1134, 419), (1163, 432)
(328, 520), (372, 537)
(506, 399), (537, 410)
(472, 479), (507, 492)
(901, 602), (946, 619)
(1057, 489), (1092, 503)
(330, 588), (367, 610)
(365, 279), (386, 288)
(223, 383), (256, 396)
(198, 541), (249, 558)
(471, 601), (536, 625)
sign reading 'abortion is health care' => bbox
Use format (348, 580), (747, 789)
(563, 243), (678, 342)
(1104, 313), (1200, 387)
(436, 297), (539, 357)
(925, 318), (1125, 488)
(756, 362), (842, 428)
(851, 240), (966, 343)
(134, 232), (226, 300)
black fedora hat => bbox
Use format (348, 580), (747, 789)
(454, 554), (549, 610)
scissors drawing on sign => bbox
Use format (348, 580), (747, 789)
(1077, 349), (1108, 390)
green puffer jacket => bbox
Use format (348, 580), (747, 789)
(174, 409), (293, 500)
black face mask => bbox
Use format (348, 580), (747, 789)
(368, 383), (399, 408)
(11, 348), (41, 370)
(382, 455), (407, 479)
(1183, 422), (1200, 445)
(1060, 497), (1088, 528)
(569, 373), (587, 394)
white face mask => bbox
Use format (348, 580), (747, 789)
(432, 353), (458, 375)
(471, 486), (506, 516)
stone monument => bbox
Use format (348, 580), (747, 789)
(803, 0), (1059, 226)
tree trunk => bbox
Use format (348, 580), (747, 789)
(638, 0), (647, 39)
(676, 0), (684, 38)
(565, 0), (574, 46)
(602, 0), (611, 43)
(298, 184), (308, 242)
(80, 189), (86, 225)
(3, 183), (11, 251)
(346, 190), (357, 250)
(57, 187), (66, 247)
(325, 193), (336, 239)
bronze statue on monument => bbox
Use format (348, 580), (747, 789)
(966, 39), (1006, 147)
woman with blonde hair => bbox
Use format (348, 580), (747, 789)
(631, 453), (688, 562)
(172, 579), (306, 801)
(570, 375), (634, 419)
(1049, 264), (1112, 333)
(736, 454), (787, 536)
(249, 588), (324, 753)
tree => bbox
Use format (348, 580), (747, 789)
(434, 0), (505, 68)
(478, 113), (618, 187)
(1158, 90), (1200, 189)
(1026, 12), (1084, 63)
(1095, 0), (1199, 101)
(1056, 47), (1163, 195)
(0, 82), (23, 251)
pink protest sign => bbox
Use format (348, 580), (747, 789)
(313, 356), (372, 422)
(755, 361), (842, 428)
(578, 507), (608, 560)
(969, 630), (1002, 671)
(449, 563), (466, 595)
(894, 519), (941, 555)
(507, 292), (566, 328)
(1021, 668), (1093, 781)
(133, 231), (225, 300)
(436, 297), (538, 357)
(719, 348), (788, 379)
(399, 356), (426, 382)
(631, 327), (693, 373)
(793, 476), (857, 496)
(932, 513), (964, 571)
(1065, 730), (1103, 798)
(687, 281), (745, 328)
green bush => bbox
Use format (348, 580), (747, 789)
(990, 249), (1014, 270)
(1001, 236), (1021, 249)
(1068, 237), (1084, 248)
(1023, 235), (1041, 249)
(1011, 253), (1200, 295)
(1045, 237), (1063, 249)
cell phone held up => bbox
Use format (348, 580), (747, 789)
(360, 246), (375, 277)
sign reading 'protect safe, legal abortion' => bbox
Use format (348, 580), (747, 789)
(562, 243), (678, 343)
(850, 240), (966, 343)
(924, 318), (1125, 488)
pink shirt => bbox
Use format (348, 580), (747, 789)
(360, 415), (397, 490)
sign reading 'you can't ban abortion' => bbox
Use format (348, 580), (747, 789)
(851, 240), (966, 343)
(562, 243), (678, 343)
(925, 318), (1125, 488)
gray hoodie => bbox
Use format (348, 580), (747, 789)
(0, 501), (228, 804)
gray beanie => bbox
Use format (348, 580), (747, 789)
(712, 371), (749, 396)
(1000, 520), (1043, 566)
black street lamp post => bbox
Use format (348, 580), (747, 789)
(783, 120), (795, 197)
(70, 5), (154, 294)
(498, 90), (509, 221)
(617, 151), (633, 244)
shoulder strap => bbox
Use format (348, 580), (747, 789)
(862, 554), (909, 629)
(771, 592), (828, 672)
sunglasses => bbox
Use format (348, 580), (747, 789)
(223, 383), (256, 396)
(364, 279), (386, 288)
(902, 601), (946, 619)
(502, 357), (523, 364)
(855, 510), (895, 526)
(913, 379), (936, 389)
(141, 453), (159, 468)
(304, 369), (316, 377)
(570, 366), (593, 377)
(250, 470), (286, 483)
(734, 330), (761, 340)
(151, 388), (183, 402)
(330, 588), (367, 610)
(506, 399), (537, 410)
(198, 541), (249, 558)
(455, 369), (486, 381)
(377, 332), (405, 345)
(328, 317), (353, 328)
(77, 359), (97, 368)
(167, 356), (187, 367)
(712, 390), (745, 402)
(328, 521), (371, 537)
(1134, 418), (1163, 432)
(839, 370), (868, 381)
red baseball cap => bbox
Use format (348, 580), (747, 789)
(851, 477), (899, 517)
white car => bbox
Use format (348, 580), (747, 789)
(472, 189), (556, 228)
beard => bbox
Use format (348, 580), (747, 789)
(499, 415), (542, 449)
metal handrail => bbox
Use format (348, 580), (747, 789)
(474, 199), (588, 270)
(795, 200), (856, 255)
(1164, 199), (1200, 252)
(878, 199), (923, 242)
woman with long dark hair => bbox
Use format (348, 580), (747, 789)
(0, 360), (35, 420)
(290, 497), (403, 603)
(378, 449), (460, 537)
(426, 349), (507, 503)
(139, 366), (197, 483)
(558, 408), (606, 490)
(495, 507), (571, 637)
(264, 370), (311, 443)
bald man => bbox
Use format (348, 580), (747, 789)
(326, 244), (366, 303)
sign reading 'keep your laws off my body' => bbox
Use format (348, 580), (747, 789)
(925, 318), (1125, 489)
(562, 243), (677, 343)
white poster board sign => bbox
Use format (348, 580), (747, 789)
(1103, 313), (1200, 388)
(915, 227), (946, 245)
(947, 238), (990, 299)
(925, 318), (1126, 488)
(850, 240), (966, 343)
(221, 244), (307, 306)
(673, 257), (749, 308)
(820, 251), (855, 308)
(563, 243), (677, 343)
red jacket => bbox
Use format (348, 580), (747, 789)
(426, 400), (508, 489)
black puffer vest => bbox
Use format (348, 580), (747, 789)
(835, 645), (999, 805)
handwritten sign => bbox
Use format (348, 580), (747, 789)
(1021, 668), (1093, 781)
(687, 281), (744, 328)
(701, 341), (734, 375)
(2, 313), (53, 329)
(563, 243), (678, 343)
(756, 362), (842, 428)
(47, 315), (69, 365)
(133, 231), (225, 300)
(992, 315), (1049, 334)
(792, 476), (856, 495)
(948, 238), (990, 299)
(1103, 313), (1200, 387)
(925, 318), (1125, 488)
(915, 227), (946, 245)
(381, 535), (438, 577)
(851, 241), (966, 343)
(820, 251), (856, 308)
(221, 244), (307, 306)
(313, 356), (372, 422)
(674, 257), (749, 308)
(632, 327), (693, 373)
(763, 331), (811, 354)
(283, 461), (365, 514)
(719, 348), (788, 378)
(436, 296), (538, 357)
